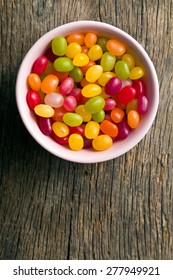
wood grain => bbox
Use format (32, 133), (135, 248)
(0, 0), (173, 260)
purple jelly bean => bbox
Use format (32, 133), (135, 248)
(105, 77), (122, 96)
(138, 95), (149, 114)
(117, 119), (130, 139)
(38, 117), (52, 135)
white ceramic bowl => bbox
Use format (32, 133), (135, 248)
(16, 21), (159, 163)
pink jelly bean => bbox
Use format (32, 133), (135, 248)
(26, 90), (41, 110)
(138, 95), (149, 114)
(38, 117), (52, 135)
(44, 92), (64, 108)
(117, 119), (130, 139)
(59, 77), (75, 95)
(104, 98), (116, 111)
(69, 88), (82, 102)
(63, 96), (77, 111)
(32, 56), (48, 75)
(117, 86), (136, 104)
(105, 77), (122, 96)
(132, 79), (146, 96)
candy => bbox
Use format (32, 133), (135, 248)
(26, 31), (148, 152)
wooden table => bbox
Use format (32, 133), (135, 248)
(0, 0), (172, 260)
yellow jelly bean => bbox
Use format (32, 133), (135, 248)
(99, 87), (110, 99)
(73, 53), (89, 66)
(92, 135), (113, 151)
(122, 54), (135, 70)
(68, 133), (84, 150)
(129, 67), (144, 80)
(85, 65), (103, 83)
(98, 71), (116, 86)
(84, 121), (100, 139)
(81, 84), (102, 98)
(75, 105), (92, 122)
(66, 42), (82, 59)
(34, 104), (54, 118)
(52, 121), (69, 137)
(87, 44), (103, 61)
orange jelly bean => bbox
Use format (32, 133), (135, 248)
(41, 74), (59, 94)
(110, 107), (125, 123)
(80, 61), (96, 75)
(100, 120), (118, 137)
(127, 110), (140, 128)
(84, 32), (97, 48)
(27, 73), (41, 91)
(106, 39), (126, 56)
(67, 33), (85, 45)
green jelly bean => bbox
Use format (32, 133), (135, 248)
(69, 67), (83, 83)
(52, 36), (67, 56)
(63, 112), (83, 127)
(115, 60), (130, 80)
(97, 37), (108, 52)
(54, 57), (74, 72)
(85, 96), (105, 114)
(100, 52), (116, 71)
(92, 110), (105, 123)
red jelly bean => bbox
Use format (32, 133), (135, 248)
(59, 77), (75, 95)
(117, 86), (136, 104)
(32, 56), (48, 75)
(132, 79), (146, 96)
(105, 77), (122, 96)
(51, 131), (69, 145)
(44, 47), (58, 62)
(69, 125), (84, 136)
(26, 90), (41, 110)
(38, 117), (52, 135)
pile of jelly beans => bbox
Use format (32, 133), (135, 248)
(26, 32), (149, 151)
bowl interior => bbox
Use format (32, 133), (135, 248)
(16, 21), (159, 163)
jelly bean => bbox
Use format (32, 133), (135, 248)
(117, 120), (130, 139)
(26, 90), (41, 110)
(68, 133), (84, 151)
(117, 86), (136, 104)
(100, 120), (118, 137)
(75, 104), (92, 122)
(92, 135), (113, 151)
(38, 117), (52, 135)
(32, 56), (48, 75)
(85, 96), (105, 114)
(110, 107), (125, 123)
(52, 36), (67, 56)
(34, 104), (54, 118)
(97, 37), (108, 52)
(63, 112), (83, 127)
(52, 131), (69, 145)
(69, 88), (82, 102)
(69, 67), (83, 83)
(52, 106), (67, 122)
(132, 79), (146, 96)
(67, 33), (85, 45)
(53, 70), (69, 82)
(54, 57), (74, 72)
(126, 98), (138, 114)
(44, 92), (63, 108)
(106, 39), (126, 56)
(87, 44), (103, 61)
(80, 78), (91, 88)
(105, 77), (122, 96)
(41, 74), (59, 94)
(121, 79), (132, 89)
(27, 73), (41, 91)
(44, 47), (58, 62)
(85, 65), (103, 83)
(129, 67), (144, 80)
(127, 110), (140, 129)
(80, 61), (96, 75)
(73, 53), (89, 66)
(44, 61), (55, 76)
(69, 125), (84, 136)
(59, 77), (75, 95)
(137, 95), (149, 114)
(92, 110), (105, 123)
(83, 137), (92, 149)
(115, 61), (130, 80)
(66, 42), (82, 59)
(113, 95), (126, 110)
(63, 96), (77, 112)
(122, 54), (135, 70)
(104, 98), (116, 111)
(84, 32), (97, 48)
(85, 121), (100, 139)
(100, 52), (116, 71)
(82, 84), (102, 98)
(81, 45), (89, 54)
(98, 72), (116, 86)
(52, 121), (69, 137)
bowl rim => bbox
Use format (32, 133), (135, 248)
(16, 20), (159, 163)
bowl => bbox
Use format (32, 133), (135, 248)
(16, 21), (159, 163)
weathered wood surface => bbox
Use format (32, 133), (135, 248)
(0, 0), (173, 260)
